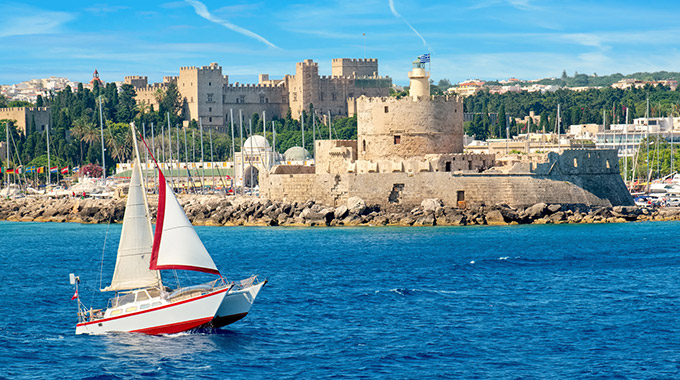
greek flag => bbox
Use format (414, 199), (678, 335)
(419, 53), (430, 63)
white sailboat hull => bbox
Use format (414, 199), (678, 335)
(75, 288), (228, 335)
(206, 279), (266, 329)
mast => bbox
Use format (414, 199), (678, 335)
(646, 97), (651, 193)
(239, 109), (244, 195)
(99, 97), (106, 185)
(151, 122), (157, 193)
(167, 113), (173, 190)
(161, 118), (166, 175)
(142, 122), (148, 191)
(624, 107), (629, 186)
(230, 109), (235, 191)
(176, 124), (181, 191)
(184, 127), (189, 193)
(263, 111), (268, 170)
(556, 104), (561, 153)
(4, 121), (8, 189)
(272, 121), (276, 165)
(249, 119), (254, 192)
(312, 113), (316, 157)
(328, 111), (332, 139)
(46, 122), (51, 186)
(209, 128), (215, 193)
(199, 117), (205, 194)
(301, 111), (305, 152)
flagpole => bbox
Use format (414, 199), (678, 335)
(5, 121), (8, 190)
(176, 123), (181, 191)
(151, 122), (157, 193)
(272, 120), (276, 166)
(209, 128), (215, 193)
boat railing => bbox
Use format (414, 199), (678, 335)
(167, 279), (229, 303)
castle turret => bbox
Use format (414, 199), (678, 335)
(408, 59), (430, 99)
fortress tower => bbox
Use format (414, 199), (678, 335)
(177, 62), (226, 128)
(408, 59), (430, 99)
(356, 58), (463, 161)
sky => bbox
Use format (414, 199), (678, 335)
(1, 0), (680, 86)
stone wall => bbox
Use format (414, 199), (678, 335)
(331, 58), (378, 77)
(356, 96), (464, 161)
(0, 107), (51, 134)
(261, 149), (633, 208)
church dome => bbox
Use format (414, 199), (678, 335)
(242, 135), (271, 154)
(284, 146), (310, 161)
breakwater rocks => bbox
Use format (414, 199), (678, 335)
(1, 195), (680, 227)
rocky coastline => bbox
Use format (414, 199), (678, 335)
(0, 195), (678, 227)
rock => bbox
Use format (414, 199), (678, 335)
(421, 198), (443, 213)
(547, 204), (562, 214)
(485, 210), (506, 225)
(524, 203), (548, 219)
(347, 196), (366, 215)
(334, 205), (349, 219)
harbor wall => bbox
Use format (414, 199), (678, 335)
(260, 149), (634, 208)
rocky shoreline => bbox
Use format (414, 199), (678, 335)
(1, 195), (679, 227)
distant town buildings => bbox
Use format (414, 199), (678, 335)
(0, 77), (78, 103)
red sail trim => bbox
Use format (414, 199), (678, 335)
(153, 264), (220, 275)
(149, 170), (167, 271)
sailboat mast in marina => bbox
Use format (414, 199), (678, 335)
(71, 122), (266, 335)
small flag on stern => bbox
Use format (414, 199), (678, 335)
(71, 288), (78, 300)
(419, 53), (430, 63)
(61, 167), (69, 174)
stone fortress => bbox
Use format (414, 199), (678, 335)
(260, 59), (634, 209)
(126, 58), (392, 129)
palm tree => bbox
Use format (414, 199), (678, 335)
(105, 124), (132, 163)
(71, 118), (96, 165)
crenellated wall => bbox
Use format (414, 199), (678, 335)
(0, 107), (51, 134)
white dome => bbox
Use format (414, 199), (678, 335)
(284, 146), (310, 161)
(242, 135), (271, 153)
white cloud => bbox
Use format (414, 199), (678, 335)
(0, 5), (74, 38)
(184, 0), (279, 49)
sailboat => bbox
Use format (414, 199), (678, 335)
(72, 123), (265, 335)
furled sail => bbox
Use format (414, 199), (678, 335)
(149, 169), (219, 275)
(104, 124), (160, 291)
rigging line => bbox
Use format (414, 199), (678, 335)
(97, 213), (114, 299)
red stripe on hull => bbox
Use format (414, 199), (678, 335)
(131, 317), (214, 335)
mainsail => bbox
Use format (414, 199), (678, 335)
(104, 124), (160, 291)
(150, 169), (219, 275)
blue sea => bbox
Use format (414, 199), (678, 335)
(1, 221), (680, 379)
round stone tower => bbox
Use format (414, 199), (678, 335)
(408, 59), (430, 99)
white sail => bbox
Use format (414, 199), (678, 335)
(104, 124), (160, 291)
(150, 170), (219, 274)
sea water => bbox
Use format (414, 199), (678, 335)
(1, 221), (680, 378)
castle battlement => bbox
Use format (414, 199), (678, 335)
(352, 95), (462, 105)
(179, 63), (222, 72)
(297, 59), (318, 67)
(332, 58), (378, 64)
(225, 83), (283, 90)
(0, 106), (50, 112)
(124, 75), (147, 81)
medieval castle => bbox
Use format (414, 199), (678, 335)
(126, 58), (392, 129)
